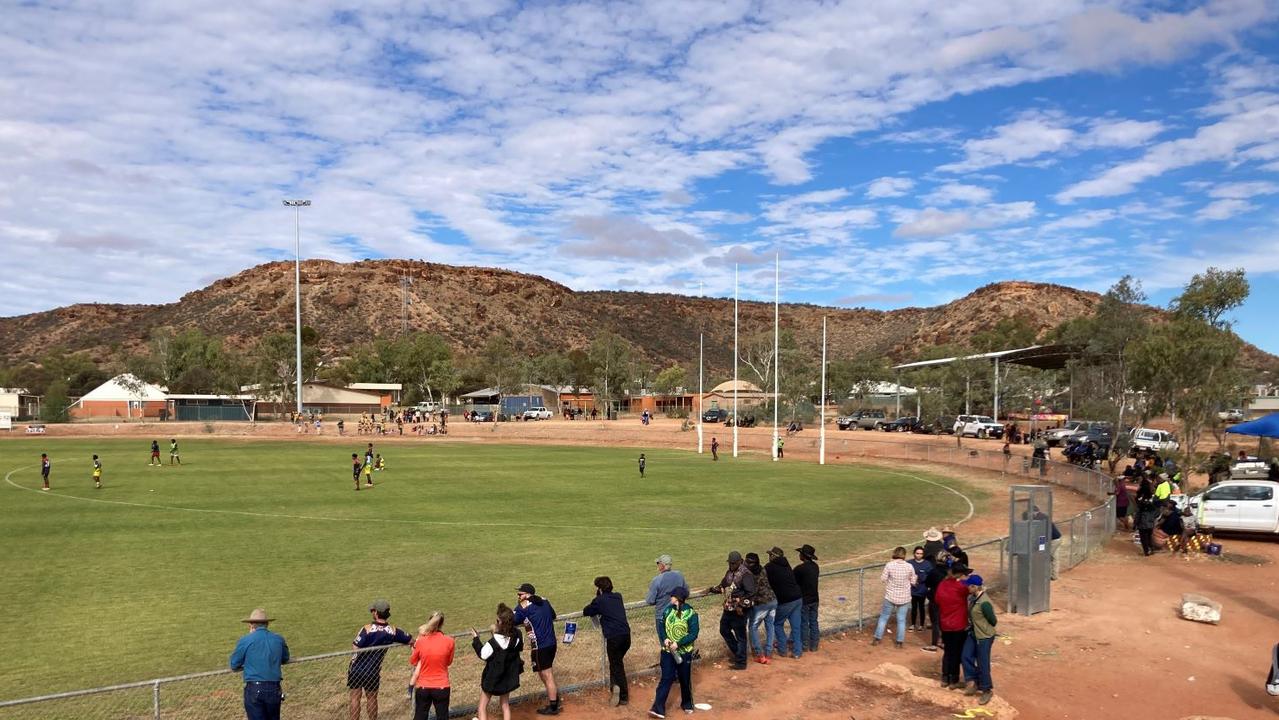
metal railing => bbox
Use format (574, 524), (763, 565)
(0, 439), (1113, 719)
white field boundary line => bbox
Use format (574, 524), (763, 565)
(4, 463), (974, 538)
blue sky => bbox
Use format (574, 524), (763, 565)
(1, 1), (1277, 352)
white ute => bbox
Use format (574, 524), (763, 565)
(522, 406), (552, 420)
(1189, 480), (1279, 533)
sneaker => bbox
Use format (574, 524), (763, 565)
(894, 641), (904, 649)
(684, 710), (695, 715)
(871, 638), (881, 646)
(761, 655), (771, 664)
(536, 703), (561, 715)
(964, 684), (980, 696)
(949, 682), (966, 690)
(907, 626), (915, 632)
(730, 662), (747, 670)
(618, 699), (629, 706)
(939, 680), (950, 689)
(610, 685), (620, 707)
(649, 712), (666, 719)
(921, 645), (939, 653)
(979, 691), (992, 705)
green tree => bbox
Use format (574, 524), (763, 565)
(40, 380), (71, 423)
(589, 331), (633, 418)
(396, 333), (458, 404)
(252, 333), (320, 414)
(828, 354), (890, 401)
(477, 335), (518, 427)
(971, 317), (1038, 352)
(652, 364), (688, 395)
(1171, 267), (1249, 329)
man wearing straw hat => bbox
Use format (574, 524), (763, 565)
(230, 608), (290, 720)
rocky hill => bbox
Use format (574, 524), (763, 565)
(0, 260), (1270, 371)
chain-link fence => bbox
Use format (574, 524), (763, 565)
(0, 440), (1113, 719)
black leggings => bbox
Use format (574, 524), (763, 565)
(910, 597), (928, 627)
(928, 600), (941, 647)
(941, 630), (967, 683)
(1138, 528), (1155, 555)
(413, 687), (450, 720)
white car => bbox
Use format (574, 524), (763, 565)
(1218, 409), (1245, 423)
(1188, 480), (1279, 533)
(413, 401), (443, 414)
(1129, 428), (1179, 455)
(522, 406), (552, 420)
(959, 415), (1004, 439)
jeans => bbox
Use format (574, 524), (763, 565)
(243, 682), (282, 720)
(605, 634), (631, 701)
(874, 599), (909, 642)
(773, 598), (803, 657)
(800, 602), (819, 651)
(413, 687), (450, 720)
(749, 601), (777, 656)
(650, 650), (693, 714)
(941, 630), (966, 683)
(961, 634), (994, 691)
(719, 611), (748, 667)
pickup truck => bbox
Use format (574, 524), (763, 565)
(1217, 409), (1245, 423)
(1128, 427), (1179, 456)
(413, 401), (443, 414)
(958, 415), (1003, 439)
(1043, 421), (1085, 447)
(522, 406), (552, 420)
(1188, 480), (1279, 533)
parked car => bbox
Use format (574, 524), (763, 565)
(413, 401), (443, 414)
(522, 406), (552, 420)
(469, 410), (493, 422)
(1127, 427), (1179, 456)
(882, 416), (921, 432)
(933, 416), (957, 434)
(836, 414), (856, 430)
(702, 408), (729, 423)
(1043, 420), (1086, 447)
(959, 416), (1004, 439)
(1187, 480), (1279, 533)
(1218, 409), (1246, 423)
(853, 409), (887, 430)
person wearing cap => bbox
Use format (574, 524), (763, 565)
(513, 583), (561, 715)
(229, 608), (290, 720)
(646, 554), (689, 638)
(1154, 472), (1174, 507)
(743, 552), (777, 664)
(765, 546), (805, 659)
(940, 525), (958, 551)
(922, 528), (944, 562)
(707, 550), (755, 670)
(649, 586), (699, 719)
(960, 574), (997, 705)
(583, 576), (631, 706)
(793, 544), (820, 653)
(934, 563), (971, 688)
(349, 600), (413, 720)
(872, 547), (916, 649)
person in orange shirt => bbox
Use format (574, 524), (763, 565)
(409, 612), (455, 720)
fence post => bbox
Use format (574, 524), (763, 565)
(857, 569), (865, 631)
(1069, 516), (1077, 568)
(1083, 511), (1091, 559)
(152, 680), (160, 720)
(998, 537), (1005, 582)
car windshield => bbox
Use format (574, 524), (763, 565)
(974, 416), (994, 423)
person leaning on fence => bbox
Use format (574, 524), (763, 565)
(583, 576), (631, 706)
(409, 611), (454, 720)
(472, 604), (524, 720)
(961, 574), (997, 705)
(743, 552), (777, 664)
(765, 546), (804, 659)
(513, 583), (561, 715)
(348, 599), (412, 720)
(229, 608), (290, 720)
(647, 554), (689, 638)
(872, 547), (916, 648)
(934, 563), (971, 687)
(793, 544), (820, 653)
(707, 550), (755, 670)
(649, 586), (699, 719)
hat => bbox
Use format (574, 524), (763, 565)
(727, 551), (742, 563)
(767, 546), (785, 558)
(796, 544), (818, 560)
(1159, 473), (1170, 480)
(241, 608), (273, 624)
(671, 586), (690, 602)
(517, 583), (536, 595)
(941, 525), (955, 533)
(963, 574), (984, 587)
(368, 599), (391, 616)
(655, 554), (673, 566)
(923, 527), (943, 542)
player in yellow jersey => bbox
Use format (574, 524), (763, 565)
(92, 454), (102, 489)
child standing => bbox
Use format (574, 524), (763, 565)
(638, 454), (646, 478)
(40, 453), (51, 490)
(352, 453), (362, 491)
(92, 455), (102, 489)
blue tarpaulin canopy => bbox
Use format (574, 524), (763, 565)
(1225, 413), (1279, 439)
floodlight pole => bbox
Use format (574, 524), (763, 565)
(283, 199), (311, 415)
(698, 332), (704, 454)
(819, 315), (827, 465)
(733, 264), (739, 458)
(772, 253), (779, 462)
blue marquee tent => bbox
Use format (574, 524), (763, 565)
(1224, 413), (1279, 439)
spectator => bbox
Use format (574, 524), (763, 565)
(922, 527), (944, 562)
(583, 576), (631, 707)
(1029, 506), (1063, 580)
(1159, 504), (1184, 551)
(776, 436), (784, 459)
(707, 550), (755, 670)
(646, 554), (689, 638)
(1179, 507), (1198, 557)
(649, 586), (699, 719)
(940, 525), (958, 550)
(409, 612), (454, 720)
(349, 599), (412, 720)
(872, 547), (916, 648)
(947, 545), (969, 570)
(765, 546), (804, 659)
(472, 604), (523, 720)
(961, 574), (997, 705)
(1134, 478), (1160, 556)
(1112, 476), (1131, 531)
(744, 552), (777, 664)
(792, 544), (820, 653)
(514, 583), (560, 715)
(1154, 473), (1174, 507)
(907, 547), (933, 633)
(921, 550), (950, 653)
(1269, 458), (1279, 481)
(935, 564), (971, 687)
(229, 608), (289, 720)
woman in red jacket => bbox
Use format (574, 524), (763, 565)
(934, 565), (972, 689)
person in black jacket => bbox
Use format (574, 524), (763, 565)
(922, 550), (950, 652)
(793, 544), (820, 653)
(583, 577), (630, 706)
(470, 604), (523, 720)
(707, 551), (755, 670)
(765, 547), (805, 659)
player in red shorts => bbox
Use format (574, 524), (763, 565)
(149, 440), (162, 467)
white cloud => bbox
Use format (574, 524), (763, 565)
(1080, 119), (1166, 147)
(939, 111), (1075, 171)
(1207, 181), (1279, 198)
(866, 177), (915, 199)
(1196, 198), (1256, 221)
(1040, 209), (1117, 232)
(922, 182), (994, 205)
(893, 201), (1036, 238)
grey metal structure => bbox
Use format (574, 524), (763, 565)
(1008, 485), (1053, 616)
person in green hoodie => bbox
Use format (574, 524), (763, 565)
(649, 586), (699, 719)
(960, 574), (997, 705)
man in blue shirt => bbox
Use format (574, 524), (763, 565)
(645, 554), (689, 637)
(514, 583), (560, 715)
(349, 599), (412, 720)
(229, 608), (290, 720)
